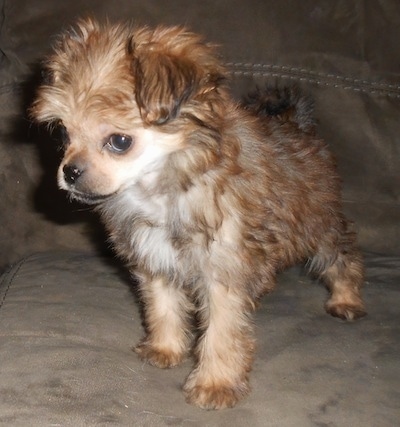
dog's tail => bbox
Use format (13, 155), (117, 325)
(242, 86), (316, 134)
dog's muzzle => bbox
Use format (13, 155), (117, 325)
(63, 164), (83, 185)
(60, 164), (114, 205)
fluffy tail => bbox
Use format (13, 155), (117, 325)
(242, 86), (316, 134)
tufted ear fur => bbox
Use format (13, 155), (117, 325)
(132, 50), (200, 125)
(127, 27), (226, 126)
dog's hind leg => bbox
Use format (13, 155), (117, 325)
(311, 236), (366, 321)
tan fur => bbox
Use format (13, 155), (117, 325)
(31, 17), (366, 409)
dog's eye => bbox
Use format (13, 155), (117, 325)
(54, 123), (70, 150)
(106, 134), (133, 154)
(59, 124), (70, 145)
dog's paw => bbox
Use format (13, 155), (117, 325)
(134, 341), (184, 369)
(183, 375), (249, 410)
(325, 299), (367, 321)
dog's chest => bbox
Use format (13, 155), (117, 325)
(103, 186), (203, 275)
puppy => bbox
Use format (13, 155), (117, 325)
(31, 18), (366, 410)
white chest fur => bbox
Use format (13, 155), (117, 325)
(101, 171), (238, 282)
(104, 185), (178, 273)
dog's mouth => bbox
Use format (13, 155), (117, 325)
(64, 188), (115, 206)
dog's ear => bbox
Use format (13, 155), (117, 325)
(132, 50), (200, 125)
(128, 28), (225, 126)
(37, 17), (100, 88)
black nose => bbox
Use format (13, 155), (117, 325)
(63, 164), (83, 185)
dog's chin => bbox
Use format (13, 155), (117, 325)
(64, 188), (115, 206)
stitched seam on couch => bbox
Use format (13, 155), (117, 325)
(227, 63), (400, 98)
(0, 256), (27, 310)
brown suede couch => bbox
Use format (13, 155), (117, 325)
(0, 1), (399, 425)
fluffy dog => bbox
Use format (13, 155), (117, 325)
(31, 18), (366, 409)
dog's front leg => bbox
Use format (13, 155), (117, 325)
(184, 281), (255, 409)
(135, 275), (193, 368)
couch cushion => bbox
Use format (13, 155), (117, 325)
(1, 1), (400, 268)
(0, 251), (399, 425)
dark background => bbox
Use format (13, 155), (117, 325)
(1, 0), (399, 270)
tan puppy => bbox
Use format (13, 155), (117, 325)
(31, 18), (366, 409)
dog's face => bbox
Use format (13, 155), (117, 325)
(31, 18), (226, 203)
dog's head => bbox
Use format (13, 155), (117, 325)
(31, 18), (226, 204)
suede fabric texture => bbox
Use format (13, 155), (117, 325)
(1, 252), (399, 425)
(0, 1), (399, 425)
